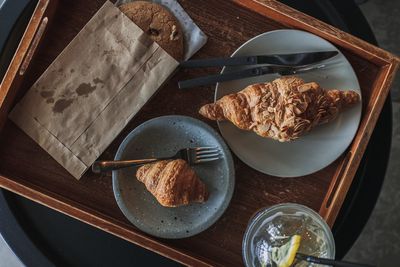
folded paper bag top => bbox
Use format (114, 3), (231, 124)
(9, 1), (206, 179)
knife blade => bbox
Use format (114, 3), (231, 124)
(178, 64), (326, 89)
(179, 51), (338, 68)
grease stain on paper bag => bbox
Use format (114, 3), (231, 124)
(8, 1), (180, 179)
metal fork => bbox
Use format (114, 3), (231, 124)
(92, 147), (221, 173)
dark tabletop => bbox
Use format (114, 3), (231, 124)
(0, 0), (392, 266)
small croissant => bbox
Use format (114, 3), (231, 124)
(200, 76), (360, 142)
(136, 159), (208, 207)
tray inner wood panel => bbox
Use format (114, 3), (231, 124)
(0, 0), (381, 265)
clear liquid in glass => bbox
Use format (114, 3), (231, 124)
(251, 211), (328, 267)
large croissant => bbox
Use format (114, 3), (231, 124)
(200, 76), (360, 142)
(136, 159), (208, 207)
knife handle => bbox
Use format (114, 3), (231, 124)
(178, 67), (268, 89)
(180, 56), (256, 68)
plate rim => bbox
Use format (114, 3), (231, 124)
(215, 29), (362, 177)
(112, 115), (235, 239)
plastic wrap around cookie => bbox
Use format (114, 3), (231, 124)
(116, 0), (207, 60)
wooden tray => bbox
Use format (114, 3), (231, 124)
(0, 0), (398, 266)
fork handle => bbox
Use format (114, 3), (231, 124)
(92, 158), (161, 173)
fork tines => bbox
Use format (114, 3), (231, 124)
(194, 146), (221, 163)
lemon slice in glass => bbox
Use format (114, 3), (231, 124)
(271, 235), (301, 267)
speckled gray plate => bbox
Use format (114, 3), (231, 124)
(112, 115), (235, 239)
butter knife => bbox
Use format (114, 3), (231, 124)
(178, 64), (326, 89)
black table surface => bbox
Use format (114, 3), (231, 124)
(0, 1), (392, 266)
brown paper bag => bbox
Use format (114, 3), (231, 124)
(9, 1), (179, 179)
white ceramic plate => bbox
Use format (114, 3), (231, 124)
(215, 29), (362, 177)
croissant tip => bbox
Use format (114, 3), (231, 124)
(135, 165), (145, 180)
(341, 90), (361, 107)
(199, 103), (225, 121)
(199, 104), (209, 117)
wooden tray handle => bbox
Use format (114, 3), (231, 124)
(319, 152), (352, 227)
(19, 16), (49, 76)
(0, 0), (57, 131)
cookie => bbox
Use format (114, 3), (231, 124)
(119, 1), (184, 61)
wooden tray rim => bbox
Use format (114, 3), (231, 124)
(0, 0), (399, 266)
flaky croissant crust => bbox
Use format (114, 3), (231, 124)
(136, 159), (208, 207)
(200, 76), (360, 142)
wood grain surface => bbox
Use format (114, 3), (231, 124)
(0, 0), (398, 266)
